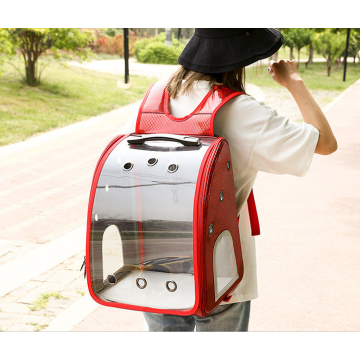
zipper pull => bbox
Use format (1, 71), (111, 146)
(80, 256), (86, 278)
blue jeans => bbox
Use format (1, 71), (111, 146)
(143, 301), (251, 332)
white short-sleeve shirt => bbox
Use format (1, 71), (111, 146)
(121, 80), (319, 304)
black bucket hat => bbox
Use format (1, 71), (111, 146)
(178, 28), (283, 73)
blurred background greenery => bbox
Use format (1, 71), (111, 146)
(0, 28), (359, 146)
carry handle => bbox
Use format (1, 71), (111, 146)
(127, 134), (201, 146)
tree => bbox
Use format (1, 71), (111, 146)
(282, 28), (312, 66)
(0, 28), (14, 74)
(282, 28), (296, 60)
(165, 28), (172, 47)
(0, 28), (94, 86)
(293, 28), (312, 66)
(307, 28), (324, 66)
(348, 29), (360, 65)
(313, 29), (346, 76)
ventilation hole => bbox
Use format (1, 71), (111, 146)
(227, 160), (231, 171)
(166, 281), (177, 292)
(219, 191), (224, 202)
(123, 162), (133, 171)
(105, 185), (109, 192)
(147, 158), (158, 166)
(167, 164), (179, 173)
(209, 223), (213, 235)
(107, 275), (116, 285)
(136, 277), (147, 289)
(94, 214), (98, 221)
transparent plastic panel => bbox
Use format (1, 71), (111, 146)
(90, 135), (215, 310)
(102, 225), (123, 280)
(213, 230), (239, 302)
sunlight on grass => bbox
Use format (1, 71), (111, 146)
(0, 58), (157, 146)
(246, 61), (360, 91)
(28, 291), (69, 311)
(27, 322), (49, 332)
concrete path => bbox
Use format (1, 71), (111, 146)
(251, 79), (360, 331)
(68, 57), (266, 103)
(0, 58), (359, 331)
(0, 102), (143, 331)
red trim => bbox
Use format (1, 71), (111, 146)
(247, 189), (260, 236)
(237, 190), (261, 236)
(189, 140), (219, 315)
(135, 83), (155, 134)
(210, 92), (243, 136)
(192, 138), (222, 316)
(86, 134), (129, 306)
(86, 136), (220, 316)
(164, 88), (213, 122)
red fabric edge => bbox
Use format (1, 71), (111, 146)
(86, 134), (129, 306)
(198, 138), (244, 317)
(164, 88), (214, 122)
(247, 189), (260, 236)
(135, 83), (155, 134)
(210, 92), (243, 136)
(192, 138), (221, 316)
(86, 135), (218, 316)
(238, 189), (261, 236)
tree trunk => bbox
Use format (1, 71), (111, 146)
(290, 47), (294, 60)
(165, 28), (172, 47)
(308, 43), (314, 64)
(327, 59), (331, 76)
(270, 51), (278, 61)
(21, 30), (41, 86)
(26, 57), (37, 86)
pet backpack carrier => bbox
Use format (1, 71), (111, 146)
(85, 79), (260, 317)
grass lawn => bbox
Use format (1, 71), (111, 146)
(0, 58), (157, 146)
(246, 61), (360, 91)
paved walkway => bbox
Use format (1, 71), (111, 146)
(0, 59), (359, 331)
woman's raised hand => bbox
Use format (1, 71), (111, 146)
(268, 59), (302, 89)
(268, 60), (337, 155)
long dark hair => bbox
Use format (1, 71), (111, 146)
(167, 65), (246, 99)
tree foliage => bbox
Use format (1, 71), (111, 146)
(281, 28), (296, 60)
(312, 29), (346, 76)
(348, 29), (360, 65)
(0, 28), (94, 86)
(0, 28), (15, 74)
(282, 28), (313, 65)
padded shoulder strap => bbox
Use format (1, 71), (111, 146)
(136, 79), (243, 136)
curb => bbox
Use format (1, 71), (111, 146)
(0, 101), (141, 158)
(322, 78), (360, 114)
(0, 226), (85, 298)
(43, 295), (98, 331)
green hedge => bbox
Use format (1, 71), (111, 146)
(137, 42), (183, 64)
(134, 32), (184, 64)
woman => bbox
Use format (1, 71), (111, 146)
(121, 28), (337, 331)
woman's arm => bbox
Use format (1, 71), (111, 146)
(268, 60), (337, 155)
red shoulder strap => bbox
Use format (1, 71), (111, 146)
(247, 189), (260, 236)
(135, 79), (243, 136)
(136, 79), (260, 236)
